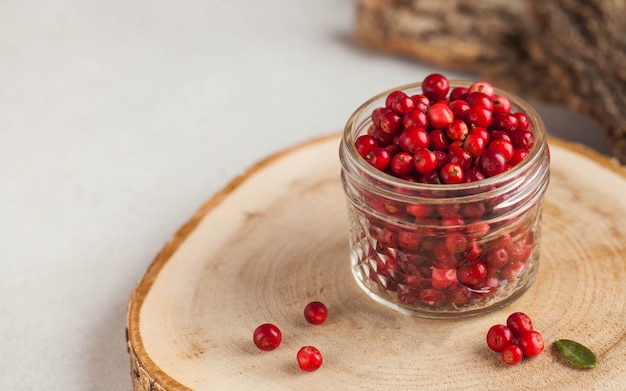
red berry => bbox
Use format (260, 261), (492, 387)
(445, 232), (467, 253)
(493, 95), (512, 114)
(488, 139), (515, 162)
(464, 167), (486, 183)
(470, 126), (490, 143)
(501, 344), (523, 365)
(354, 135), (379, 158)
(364, 147), (391, 171)
(514, 112), (530, 131)
(461, 201), (486, 219)
(486, 324), (514, 352)
(385, 90), (405, 109)
(422, 73), (450, 102)
(371, 107), (389, 126)
(492, 113), (519, 133)
(465, 106), (493, 128)
(427, 103), (455, 129)
(447, 147), (473, 171)
(463, 132), (486, 158)
(447, 285), (472, 305)
(397, 229), (422, 250)
(490, 130), (512, 143)
(418, 170), (440, 184)
(448, 99), (470, 120)
(477, 149), (507, 177)
(510, 148), (529, 165)
(253, 323), (282, 351)
(384, 143), (400, 157)
(439, 162), (465, 184)
(410, 94), (430, 112)
(466, 92), (494, 111)
(433, 150), (448, 169)
(445, 119), (469, 141)
(501, 261), (526, 281)
(456, 260), (488, 286)
(431, 268), (459, 290)
(449, 86), (468, 101)
(484, 247), (509, 270)
(397, 127), (430, 153)
(386, 90), (415, 115)
(428, 129), (450, 151)
(413, 147), (438, 174)
(371, 127), (394, 146)
(419, 288), (446, 307)
(474, 274), (500, 297)
(506, 312), (534, 338)
(403, 109), (429, 129)
(511, 130), (536, 150)
(390, 152), (415, 176)
(463, 239), (482, 260)
(468, 80), (495, 98)
(297, 346), (323, 372)
(378, 110), (403, 134)
(406, 202), (434, 218)
(518, 330), (544, 357)
(304, 301), (328, 325)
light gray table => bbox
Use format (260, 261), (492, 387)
(0, 0), (612, 389)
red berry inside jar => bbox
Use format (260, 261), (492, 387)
(340, 73), (549, 317)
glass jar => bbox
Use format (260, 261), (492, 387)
(339, 81), (550, 318)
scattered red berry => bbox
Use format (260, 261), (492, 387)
(518, 330), (545, 357)
(253, 323), (282, 351)
(296, 346), (323, 372)
(304, 301), (328, 325)
(486, 324), (514, 352)
(501, 344), (523, 365)
(506, 312), (534, 338)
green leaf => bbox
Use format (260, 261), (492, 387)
(554, 339), (598, 369)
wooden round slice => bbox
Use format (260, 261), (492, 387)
(127, 134), (626, 391)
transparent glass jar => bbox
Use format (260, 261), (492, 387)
(339, 81), (550, 318)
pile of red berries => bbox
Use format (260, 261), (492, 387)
(355, 73), (535, 184)
(252, 301), (328, 372)
(486, 312), (544, 365)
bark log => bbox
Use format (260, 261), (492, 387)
(355, 0), (626, 164)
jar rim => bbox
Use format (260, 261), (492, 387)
(340, 80), (548, 193)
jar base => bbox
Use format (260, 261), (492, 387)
(351, 263), (539, 319)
